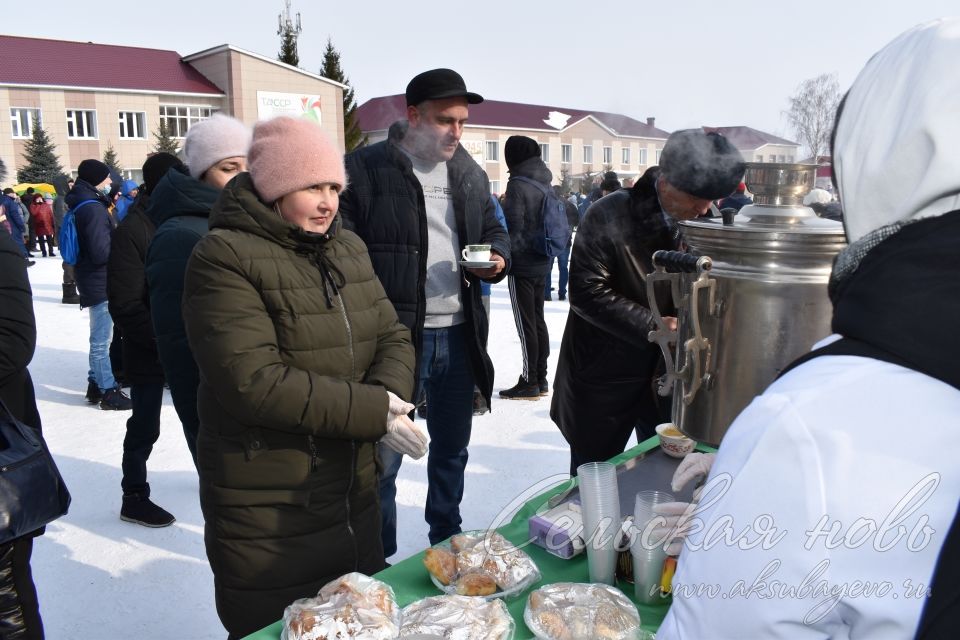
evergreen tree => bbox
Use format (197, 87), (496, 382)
(277, 1), (301, 67)
(153, 122), (180, 155)
(17, 115), (65, 184)
(320, 38), (367, 151)
(278, 29), (299, 66)
(103, 143), (123, 177)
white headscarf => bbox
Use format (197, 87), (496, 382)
(834, 17), (960, 243)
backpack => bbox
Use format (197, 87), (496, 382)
(59, 200), (97, 266)
(511, 176), (571, 258)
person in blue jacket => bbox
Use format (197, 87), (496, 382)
(113, 179), (139, 222)
(66, 159), (132, 410)
(1, 188), (30, 263)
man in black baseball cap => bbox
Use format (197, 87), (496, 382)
(339, 69), (509, 559)
(405, 68), (484, 106)
(398, 68), (485, 163)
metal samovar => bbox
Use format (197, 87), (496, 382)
(646, 163), (847, 446)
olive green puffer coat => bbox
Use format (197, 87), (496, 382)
(182, 172), (415, 638)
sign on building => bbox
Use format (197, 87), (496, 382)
(461, 139), (484, 168)
(256, 91), (323, 124)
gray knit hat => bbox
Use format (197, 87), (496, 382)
(182, 114), (252, 179)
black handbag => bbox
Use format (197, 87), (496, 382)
(0, 399), (71, 544)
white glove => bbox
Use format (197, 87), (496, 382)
(653, 453), (718, 555)
(671, 452), (716, 495)
(387, 390), (415, 416)
(382, 412), (428, 459)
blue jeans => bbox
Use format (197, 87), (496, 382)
(379, 324), (476, 556)
(545, 245), (571, 298)
(87, 301), (116, 392)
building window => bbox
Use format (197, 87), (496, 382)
(638, 148), (648, 165)
(583, 145), (593, 164)
(118, 111), (147, 139)
(159, 104), (216, 138)
(540, 143), (549, 163)
(489, 180), (500, 195)
(561, 144), (572, 163)
(603, 146), (612, 164)
(10, 108), (41, 139)
(485, 140), (499, 162)
(655, 149), (662, 164)
(66, 109), (98, 139)
(621, 148), (631, 165)
(755, 154), (764, 162)
(778, 155), (786, 163)
(787, 155), (794, 163)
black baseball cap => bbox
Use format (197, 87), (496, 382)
(405, 68), (483, 106)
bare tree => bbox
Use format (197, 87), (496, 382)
(785, 73), (841, 159)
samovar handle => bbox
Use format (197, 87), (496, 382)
(678, 272), (716, 405)
(646, 251), (713, 397)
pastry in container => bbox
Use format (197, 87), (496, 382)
(281, 572), (400, 640)
(423, 530), (541, 600)
(399, 594), (515, 639)
(524, 582), (641, 640)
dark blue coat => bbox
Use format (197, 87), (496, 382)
(144, 167), (219, 463)
(65, 180), (114, 307)
(503, 156), (553, 278)
(2, 195), (25, 238)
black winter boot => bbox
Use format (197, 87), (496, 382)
(100, 387), (132, 411)
(85, 380), (102, 404)
(62, 283), (80, 304)
(499, 377), (540, 400)
(120, 496), (175, 528)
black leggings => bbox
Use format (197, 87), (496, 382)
(36, 236), (54, 257)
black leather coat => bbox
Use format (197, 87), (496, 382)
(550, 168), (679, 460)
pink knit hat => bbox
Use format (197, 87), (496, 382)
(248, 116), (347, 203)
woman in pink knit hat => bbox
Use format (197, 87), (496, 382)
(180, 116), (424, 638)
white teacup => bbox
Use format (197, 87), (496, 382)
(656, 422), (696, 458)
(462, 244), (492, 262)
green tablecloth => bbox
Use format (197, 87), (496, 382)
(245, 436), (711, 639)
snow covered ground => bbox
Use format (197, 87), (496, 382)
(25, 255), (627, 638)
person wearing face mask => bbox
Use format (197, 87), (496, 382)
(181, 116), (419, 639)
(67, 158), (133, 410)
(28, 194), (55, 258)
(145, 113), (250, 467)
(550, 129), (744, 475)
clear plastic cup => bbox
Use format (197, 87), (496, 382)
(631, 490), (674, 604)
(578, 462), (621, 585)
(634, 490), (675, 534)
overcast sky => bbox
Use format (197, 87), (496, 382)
(22, 1), (957, 140)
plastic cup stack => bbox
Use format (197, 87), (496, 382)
(631, 490), (675, 604)
(577, 462), (622, 585)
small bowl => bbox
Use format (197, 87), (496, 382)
(656, 423), (696, 458)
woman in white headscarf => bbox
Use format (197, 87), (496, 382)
(658, 18), (960, 639)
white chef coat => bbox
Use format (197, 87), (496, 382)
(658, 349), (960, 639)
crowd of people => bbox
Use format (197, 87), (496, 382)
(0, 17), (957, 638)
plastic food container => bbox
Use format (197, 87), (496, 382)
(424, 530), (541, 601)
(523, 582), (641, 640)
